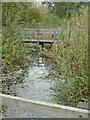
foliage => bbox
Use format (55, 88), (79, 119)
(43, 2), (88, 19)
(2, 25), (25, 70)
(2, 2), (43, 71)
(51, 6), (88, 106)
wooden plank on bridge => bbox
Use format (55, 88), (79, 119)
(23, 28), (63, 31)
(22, 31), (58, 34)
(22, 39), (54, 43)
(0, 93), (89, 118)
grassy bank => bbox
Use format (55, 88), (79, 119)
(48, 6), (88, 107)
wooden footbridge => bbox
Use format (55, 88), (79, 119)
(0, 93), (89, 118)
(22, 28), (62, 48)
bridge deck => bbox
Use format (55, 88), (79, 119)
(23, 39), (54, 43)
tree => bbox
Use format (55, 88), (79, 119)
(42, 2), (88, 19)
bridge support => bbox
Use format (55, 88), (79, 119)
(39, 42), (44, 50)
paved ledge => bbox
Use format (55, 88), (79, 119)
(77, 102), (89, 110)
(0, 93), (89, 118)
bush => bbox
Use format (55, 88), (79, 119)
(51, 6), (88, 106)
(2, 24), (25, 71)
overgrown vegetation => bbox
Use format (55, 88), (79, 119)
(2, 2), (40, 71)
(2, 2), (88, 107)
(50, 4), (88, 106)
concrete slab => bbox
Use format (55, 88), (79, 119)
(0, 93), (89, 118)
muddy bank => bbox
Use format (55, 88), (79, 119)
(1, 55), (31, 94)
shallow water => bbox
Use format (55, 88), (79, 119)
(3, 56), (58, 118)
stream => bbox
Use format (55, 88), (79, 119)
(2, 55), (58, 118)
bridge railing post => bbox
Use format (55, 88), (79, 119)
(55, 30), (57, 40)
(37, 29), (39, 45)
(53, 30), (57, 41)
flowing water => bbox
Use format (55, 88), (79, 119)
(3, 55), (58, 118)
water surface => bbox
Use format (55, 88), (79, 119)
(3, 56), (58, 118)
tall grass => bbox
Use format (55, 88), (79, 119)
(2, 23), (25, 71)
(51, 6), (88, 106)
